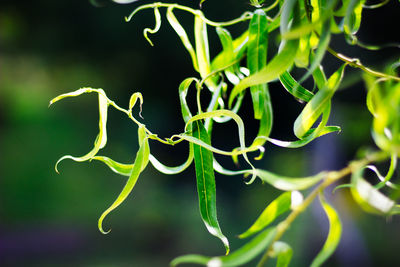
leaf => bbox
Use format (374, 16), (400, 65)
(269, 102), (341, 148)
(294, 64), (347, 139)
(195, 14), (212, 83)
(344, 0), (366, 36)
(185, 110), (257, 183)
(143, 7), (161, 46)
(128, 92), (143, 118)
(270, 241), (293, 267)
(247, 9), (269, 119)
(351, 167), (397, 214)
(256, 169), (326, 191)
(49, 88), (109, 172)
(192, 120), (230, 254)
(228, 1), (301, 107)
(148, 145), (194, 175)
(98, 125), (150, 234)
(239, 192), (291, 239)
(279, 71), (314, 102)
(310, 193), (342, 267)
(92, 156), (133, 176)
(167, 7), (199, 72)
(170, 227), (277, 267)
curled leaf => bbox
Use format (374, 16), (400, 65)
(310, 193), (342, 267)
(143, 7), (161, 46)
(50, 88), (109, 172)
(98, 125), (150, 234)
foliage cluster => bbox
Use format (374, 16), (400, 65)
(51, 0), (400, 266)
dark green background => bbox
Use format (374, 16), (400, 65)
(1, 0), (400, 266)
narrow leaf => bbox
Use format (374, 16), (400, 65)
(256, 169), (326, 191)
(92, 156), (133, 176)
(239, 192), (291, 239)
(310, 193), (342, 267)
(50, 88), (109, 172)
(170, 227), (277, 267)
(192, 120), (229, 254)
(247, 9), (269, 119)
(270, 241), (293, 267)
(279, 71), (314, 102)
(143, 7), (161, 46)
(166, 7), (199, 71)
(98, 126), (149, 234)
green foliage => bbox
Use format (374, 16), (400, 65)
(51, 0), (400, 266)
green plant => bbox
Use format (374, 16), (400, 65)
(50, 0), (400, 266)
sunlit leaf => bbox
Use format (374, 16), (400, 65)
(92, 156), (133, 176)
(294, 64), (346, 139)
(270, 241), (293, 267)
(49, 88), (109, 172)
(256, 169), (326, 191)
(310, 193), (342, 267)
(228, 1), (301, 107)
(98, 125), (150, 234)
(279, 71), (314, 102)
(195, 14), (213, 85)
(239, 192), (291, 239)
(170, 227), (277, 267)
(192, 120), (230, 254)
(247, 9), (269, 120)
(167, 7), (199, 71)
(351, 167), (397, 214)
(143, 7), (161, 46)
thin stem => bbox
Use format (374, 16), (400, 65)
(126, 2), (253, 27)
(327, 47), (400, 82)
(256, 151), (388, 267)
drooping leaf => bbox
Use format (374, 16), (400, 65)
(143, 7), (161, 46)
(310, 193), (342, 267)
(167, 7), (199, 71)
(239, 192), (291, 239)
(192, 120), (230, 254)
(247, 9), (269, 120)
(228, 1), (301, 107)
(294, 64), (347, 139)
(98, 125), (150, 234)
(49, 88), (109, 172)
(195, 14), (212, 84)
(351, 167), (397, 215)
(343, 0), (366, 36)
(270, 241), (293, 267)
(279, 71), (314, 102)
(92, 156), (133, 176)
(256, 169), (326, 191)
(170, 227), (277, 267)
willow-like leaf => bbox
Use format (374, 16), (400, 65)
(351, 167), (396, 214)
(310, 193), (342, 267)
(256, 169), (326, 191)
(279, 71), (314, 102)
(294, 64), (346, 139)
(211, 30), (248, 72)
(228, 1), (300, 107)
(343, 0), (366, 36)
(269, 102), (341, 148)
(270, 241), (293, 267)
(192, 120), (229, 254)
(247, 9), (269, 120)
(215, 27), (240, 85)
(195, 14), (212, 82)
(92, 156), (133, 176)
(98, 125), (149, 234)
(239, 192), (291, 239)
(148, 145), (194, 175)
(166, 7), (199, 71)
(49, 88), (108, 172)
(128, 92), (143, 118)
(170, 227), (277, 267)
(185, 110), (257, 183)
(143, 7), (161, 46)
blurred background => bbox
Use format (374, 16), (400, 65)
(1, 0), (400, 266)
